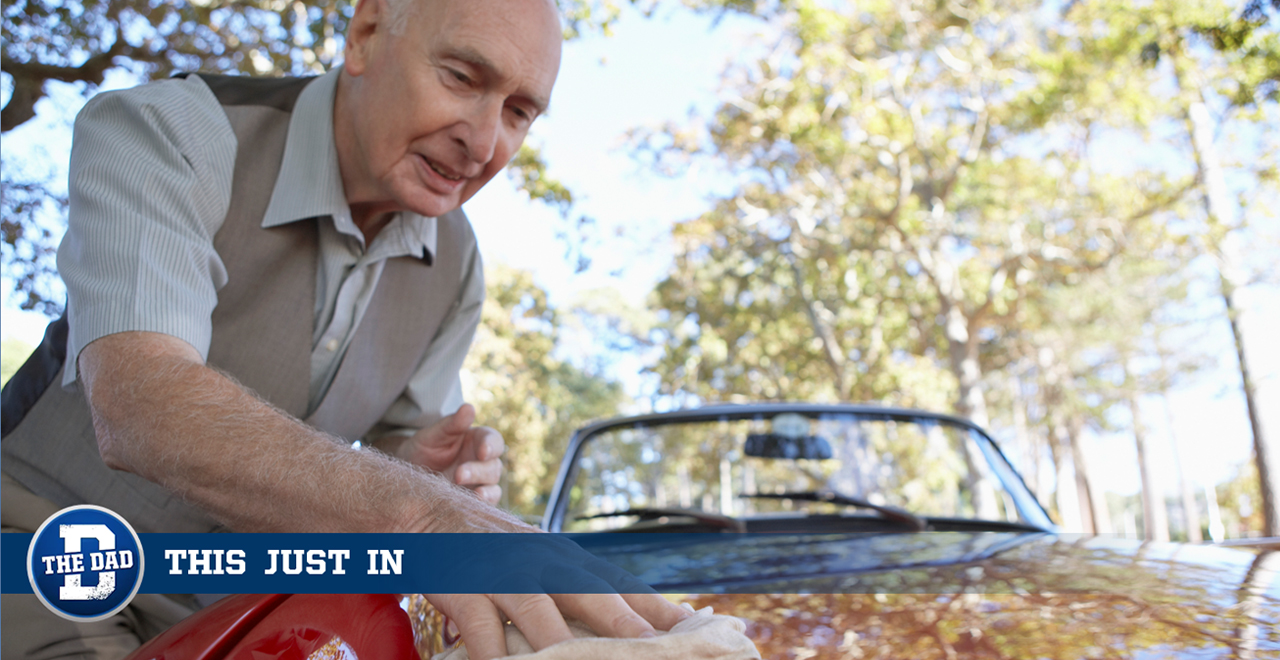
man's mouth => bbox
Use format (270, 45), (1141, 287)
(424, 157), (464, 182)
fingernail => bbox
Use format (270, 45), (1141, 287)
(639, 631), (658, 639)
(458, 468), (470, 482)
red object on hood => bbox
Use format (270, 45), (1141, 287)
(124, 594), (418, 660)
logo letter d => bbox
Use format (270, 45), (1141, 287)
(58, 525), (116, 601)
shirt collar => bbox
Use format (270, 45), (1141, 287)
(261, 67), (437, 261)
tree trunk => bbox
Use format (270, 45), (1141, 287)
(1220, 273), (1276, 536)
(1127, 391), (1170, 541)
(1063, 422), (1094, 534)
(944, 301), (989, 428)
(940, 305), (998, 520)
(1068, 415), (1111, 534)
(1164, 396), (1203, 543)
(1178, 62), (1278, 536)
(1047, 416), (1082, 531)
(1009, 375), (1040, 498)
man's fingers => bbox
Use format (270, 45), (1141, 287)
(472, 426), (506, 461)
(448, 403), (477, 434)
(623, 592), (692, 631)
(472, 484), (501, 505)
(455, 457), (503, 487)
(428, 594), (508, 660)
(551, 593), (656, 640)
(496, 593), (575, 651)
(578, 557), (688, 630)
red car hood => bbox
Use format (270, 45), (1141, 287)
(594, 532), (1280, 659)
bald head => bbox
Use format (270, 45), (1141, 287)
(381, 0), (561, 37)
(335, 0), (563, 223)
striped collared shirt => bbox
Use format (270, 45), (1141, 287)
(58, 67), (483, 436)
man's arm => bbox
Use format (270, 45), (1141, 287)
(79, 330), (691, 660)
(78, 330), (526, 534)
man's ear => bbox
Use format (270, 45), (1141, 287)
(344, 0), (384, 77)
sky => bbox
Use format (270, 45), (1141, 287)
(2, 4), (1278, 525)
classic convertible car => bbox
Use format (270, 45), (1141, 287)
(126, 403), (1279, 659)
(543, 403), (1280, 659)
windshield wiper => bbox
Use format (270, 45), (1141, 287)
(740, 491), (929, 531)
(576, 507), (746, 533)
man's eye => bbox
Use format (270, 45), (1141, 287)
(508, 106), (534, 123)
(449, 69), (471, 84)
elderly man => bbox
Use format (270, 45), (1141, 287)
(0, 0), (688, 657)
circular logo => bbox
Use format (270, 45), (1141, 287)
(26, 505), (145, 622)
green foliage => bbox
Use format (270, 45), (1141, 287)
(1, 176), (66, 315)
(2, 0), (352, 132)
(641, 0), (1182, 407)
(1, 0), (658, 132)
(462, 265), (627, 520)
(1218, 459), (1267, 536)
(507, 144), (576, 216)
(1, 338), (35, 387)
(635, 0), (1278, 534)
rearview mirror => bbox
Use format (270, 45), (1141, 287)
(744, 433), (833, 460)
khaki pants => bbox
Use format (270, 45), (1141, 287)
(1, 473), (196, 660)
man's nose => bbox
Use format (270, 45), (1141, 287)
(457, 100), (503, 165)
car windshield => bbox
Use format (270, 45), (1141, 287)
(557, 410), (1050, 532)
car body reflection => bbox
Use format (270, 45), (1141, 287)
(547, 404), (1280, 659)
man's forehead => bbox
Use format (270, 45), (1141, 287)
(414, 0), (561, 55)
(416, 0), (561, 104)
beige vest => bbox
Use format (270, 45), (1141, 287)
(1, 74), (476, 533)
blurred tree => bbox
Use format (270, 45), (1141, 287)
(1217, 459), (1266, 537)
(1082, 0), (1280, 534)
(633, 0), (1190, 530)
(1, 0), (650, 132)
(1038, 252), (1203, 538)
(461, 264), (627, 520)
(1160, 387), (1204, 542)
(637, 0), (1187, 416)
(1, 338), (35, 386)
(629, 0), (1280, 537)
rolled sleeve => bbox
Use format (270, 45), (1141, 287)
(58, 76), (237, 387)
(365, 245), (486, 439)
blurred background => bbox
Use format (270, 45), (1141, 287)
(3, 0), (1278, 540)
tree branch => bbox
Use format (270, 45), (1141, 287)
(2, 38), (128, 132)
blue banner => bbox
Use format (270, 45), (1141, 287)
(3, 533), (664, 595)
(5, 529), (1059, 596)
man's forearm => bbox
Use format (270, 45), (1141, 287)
(79, 331), (531, 533)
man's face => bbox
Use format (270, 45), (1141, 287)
(340, 0), (562, 217)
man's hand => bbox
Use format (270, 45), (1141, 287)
(427, 593), (691, 660)
(424, 535), (692, 659)
(392, 404), (505, 504)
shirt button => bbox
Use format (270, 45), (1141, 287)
(325, 338), (340, 352)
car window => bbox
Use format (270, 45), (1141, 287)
(562, 413), (1034, 531)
